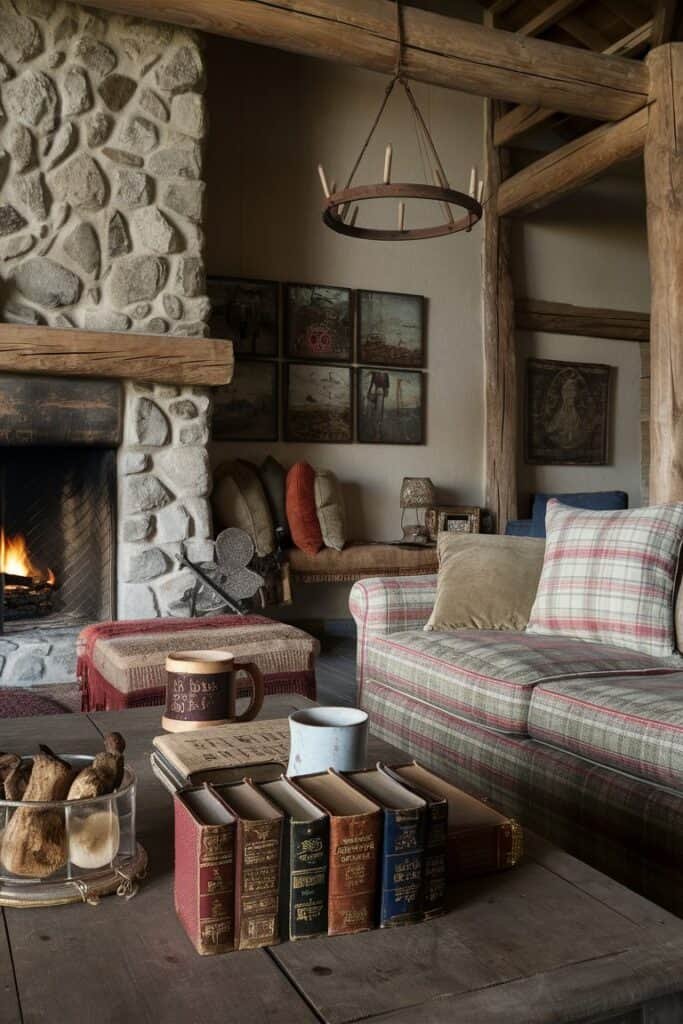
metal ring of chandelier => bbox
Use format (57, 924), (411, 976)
(323, 183), (483, 241)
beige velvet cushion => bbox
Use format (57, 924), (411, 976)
(212, 459), (275, 556)
(425, 534), (546, 632)
(314, 470), (346, 551)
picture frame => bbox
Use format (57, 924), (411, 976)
(356, 368), (425, 445)
(207, 276), (279, 357)
(284, 283), (353, 362)
(212, 360), (279, 442)
(425, 505), (481, 540)
(284, 363), (353, 443)
(525, 357), (611, 465)
(357, 289), (425, 368)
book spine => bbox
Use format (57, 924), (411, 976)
(174, 801), (235, 956)
(288, 817), (329, 940)
(423, 800), (448, 919)
(328, 813), (380, 936)
(235, 819), (282, 949)
(379, 808), (425, 928)
(447, 819), (523, 880)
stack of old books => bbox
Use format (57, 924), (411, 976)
(173, 761), (522, 956)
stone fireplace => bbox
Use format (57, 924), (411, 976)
(0, 0), (219, 684)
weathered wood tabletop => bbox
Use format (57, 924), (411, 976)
(1, 697), (682, 1024)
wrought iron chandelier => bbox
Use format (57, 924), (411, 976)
(317, 1), (484, 242)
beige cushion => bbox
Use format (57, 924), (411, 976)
(425, 534), (545, 632)
(287, 541), (437, 582)
(314, 470), (346, 551)
(212, 459), (275, 556)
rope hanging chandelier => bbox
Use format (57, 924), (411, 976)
(317, 1), (484, 242)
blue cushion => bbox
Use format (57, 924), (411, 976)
(505, 519), (534, 537)
(530, 491), (628, 538)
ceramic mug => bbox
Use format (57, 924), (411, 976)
(287, 706), (369, 776)
(162, 650), (264, 733)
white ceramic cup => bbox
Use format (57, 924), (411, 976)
(287, 706), (369, 776)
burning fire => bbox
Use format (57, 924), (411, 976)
(0, 529), (55, 585)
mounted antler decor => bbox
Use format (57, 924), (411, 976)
(317, 0), (484, 241)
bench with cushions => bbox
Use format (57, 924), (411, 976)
(351, 501), (683, 914)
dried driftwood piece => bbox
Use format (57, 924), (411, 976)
(1, 750), (74, 877)
(67, 733), (126, 800)
(0, 754), (33, 802)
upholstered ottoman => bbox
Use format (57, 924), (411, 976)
(78, 615), (319, 712)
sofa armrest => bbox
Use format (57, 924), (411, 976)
(349, 575), (438, 637)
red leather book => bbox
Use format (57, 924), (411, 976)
(215, 780), (284, 950)
(173, 783), (236, 956)
(293, 769), (381, 936)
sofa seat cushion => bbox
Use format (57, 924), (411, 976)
(528, 674), (683, 789)
(362, 629), (668, 735)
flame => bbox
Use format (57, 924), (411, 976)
(0, 529), (55, 585)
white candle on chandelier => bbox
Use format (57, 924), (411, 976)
(317, 164), (331, 198)
(477, 179), (484, 204)
(384, 144), (393, 184)
(469, 167), (476, 197)
(349, 206), (359, 227)
(398, 201), (406, 231)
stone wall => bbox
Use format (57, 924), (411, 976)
(0, 0), (215, 625)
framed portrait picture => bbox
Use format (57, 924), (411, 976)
(207, 277), (279, 356)
(357, 368), (425, 445)
(285, 363), (353, 443)
(284, 283), (353, 362)
(212, 360), (279, 442)
(525, 358), (611, 465)
(357, 290), (425, 368)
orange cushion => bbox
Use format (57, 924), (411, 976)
(286, 462), (323, 555)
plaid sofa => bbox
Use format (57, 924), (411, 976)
(350, 575), (683, 913)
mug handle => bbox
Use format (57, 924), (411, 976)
(235, 661), (264, 722)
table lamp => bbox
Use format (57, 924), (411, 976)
(400, 477), (436, 542)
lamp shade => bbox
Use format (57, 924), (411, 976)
(400, 477), (436, 509)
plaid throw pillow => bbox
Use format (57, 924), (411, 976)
(526, 500), (683, 658)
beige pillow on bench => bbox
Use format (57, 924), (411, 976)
(425, 534), (545, 632)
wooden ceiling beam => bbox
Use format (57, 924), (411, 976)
(494, 19), (654, 146)
(515, 298), (650, 341)
(0, 325), (234, 386)
(651, 0), (679, 46)
(81, 0), (649, 121)
(518, 0), (585, 38)
(497, 105), (648, 216)
(557, 15), (610, 50)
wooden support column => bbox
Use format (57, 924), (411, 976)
(483, 97), (517, 533)
(645, 44), (683, 503)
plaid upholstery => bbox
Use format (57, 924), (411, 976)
(361, 677), (683, 914)
(360, 628), (672, 735)
(527, 500), (683, 658)
(529, 674), (683, 789)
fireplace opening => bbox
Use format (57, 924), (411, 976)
(0, 448), (116, 633)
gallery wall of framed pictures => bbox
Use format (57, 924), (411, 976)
(210, 277), (427, 446)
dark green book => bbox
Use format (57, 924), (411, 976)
(260, 776), (329, 941)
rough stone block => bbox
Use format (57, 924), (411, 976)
(163, 180), (204, 223)
(6, 71), (58, 130)
(107, 210), (131, 257)
(155, 45), (204, 95)
(158, 446), (210, 497)
(122, 545), (169, 582)
(115, 168), (153, 208)
(179, 422), (209, 445)
(0, 8), (43, 64)
(148, 145), (200, 180)
(110, 254), (167, 306)
(46, 121), (77, 170)
(52, 152), (107, 210)
(156, 503), (191, 543)
(175, 256), (204, 297)
(134, 397), (170, 446)
(169, 399), (198, 420)
(85, 111), (113, 148)
(74, 36), (117, 78)
(122, 513), (155, 542)
(13, 170), (49, 220)
(132, 206), (180, 255)
(63, 220), (100, 275)
(139, 88), (169, 123)
(120, 114), (158, 155)
(0, 204), (28, 236)
(84, 309), (131, 331)
(13, 257), (81, 308)
(63, 67), (92, 116)
(154, 570), (197, 617)
(118, 584), (158, 620)
(122, 451), (150, 475)
(8, 125), (34, 172)
(171, 93), (206, 138)
(122, 474), (172, 514)
(98, 73), (136, 112)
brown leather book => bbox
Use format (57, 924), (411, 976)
(173, 783), (236, 956)
(293, 769), (381, 936)
(391, 762), (523, 880)
(215, 780), (283, 950)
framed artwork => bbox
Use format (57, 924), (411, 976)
(357, 289), (425, 368)
(426, 506), (480, 540)
(212, 360), (279, 441)
(357, 368), (425, 445)
(207, 276), (279, 356)
(525, 358), (611, 465)
(285, 283), (353, 362)
(285, 363), (353, 443)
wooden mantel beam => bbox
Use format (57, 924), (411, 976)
(0, 324), (234, 386)
(497, 106), (648, 217)
(82, 0), (649, 122)
(516, 299), (650, 341)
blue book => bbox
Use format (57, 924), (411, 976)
(343, 767), (426, 928)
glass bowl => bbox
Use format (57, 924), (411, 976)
(0, 755), (146, 907)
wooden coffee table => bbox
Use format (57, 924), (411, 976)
(2, 696), (682, 1024)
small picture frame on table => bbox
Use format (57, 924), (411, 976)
(425, 506), (481, 540)
(212, 360), (279, 441)
(207, 277), (279, 357)
(357, 289), (425, 368)
(284, 283), (353, 362)
(285, 363), (353, 443)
